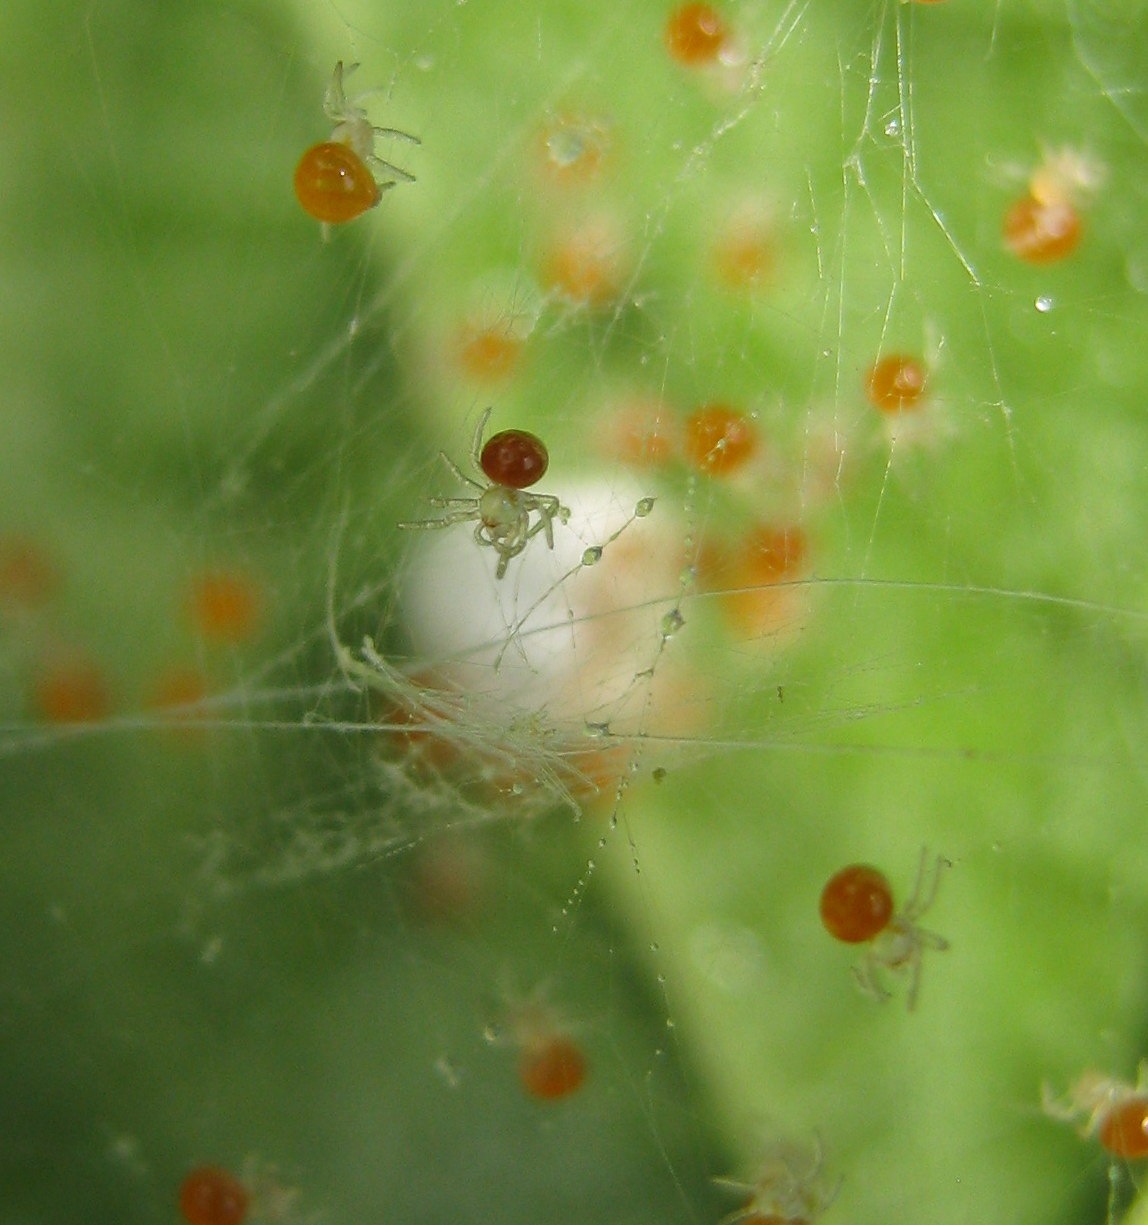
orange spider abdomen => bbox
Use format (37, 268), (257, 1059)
(683, 405), (758, 476)
(865, 355), (928, 413)
(1003, 194), (1081, 264)
(820, 864), (894, 943)
(519, 1035), (588, 1101)
(664, 3), (729, 65)
(32, 658), (110, 724)
(456, 325), (522, 383)
(480, 429), (549, 488)
(1098, 1098), (1148, 1159)
(294, 141), (381, 224)
(186, 570), (262, 644)
(178, 1166), (249, 1225)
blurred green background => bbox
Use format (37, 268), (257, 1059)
(2, 0), (1148, 1222)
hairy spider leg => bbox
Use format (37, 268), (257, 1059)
(362, 129), (421, 184)
(470, 408), (495, 469)
(903, 847), (951, 922)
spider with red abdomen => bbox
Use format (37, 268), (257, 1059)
(399, 409), (570, 580)
(819, 849), (950, 1009)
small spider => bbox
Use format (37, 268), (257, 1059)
(716, 1134), (838, 1225)
(294, 62), (419, 224)
(819, 848), (950, 1010)
(1043, 1064), (1148, 1159)
(399, 409), (570, 580)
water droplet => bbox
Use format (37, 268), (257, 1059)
(635, 496), (655, 517)
(1035, 295), (1055, 313)
(582, 545), (602, 566)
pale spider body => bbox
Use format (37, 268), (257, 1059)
(325, 60), (419, 188)
(717, 1134), (838, 1225)
(858, 851), (949, 1008)
(399, 409), (570, 580)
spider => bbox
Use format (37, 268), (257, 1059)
(294, 62), (419, 224)
(399, 409), (570, 580)
(819, 848), (950, 1010)
(1043, 1064), (1148, 1159)
(716, 1134), (838, 1225)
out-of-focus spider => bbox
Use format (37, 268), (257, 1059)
(1043, 1063), (1148, 1159)
(399, 409), (570, 580)
(716, 1134), (839, 1225)
(820, 848), (950, 1010)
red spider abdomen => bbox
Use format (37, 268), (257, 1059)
(480, 428), (549, 488)
(819, 864), (894, 943)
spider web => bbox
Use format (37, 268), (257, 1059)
(1, 0), (1148, 1223)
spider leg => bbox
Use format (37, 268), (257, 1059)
(850, 955), (889, 1004)
(323, 61), (354, 116)
(523, 511), (554, 550)
(429, 495), (483, 509)
(439, 452), (484, 490)
(398, 508), (479, 531)
(903, 848), (949, 920)
(916, 926), (949, 952)
(367, 153), (416, 183)
(470, 407), (493, 470)
(373, 124), (421, 146)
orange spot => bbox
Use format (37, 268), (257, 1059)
(294, 141), (381, 224)
(456, 324), (522, 382)
(1099, 1098), (1148, 1159)
(683, 404), (758, 475)
(741, 525), (807, 584)
(178, 1166), (249, 1225)
(697, 524), (808, 637)
(1003, 194), (1081, 264)
(538, 113), (611, 184)
(187, 571), (262, 644)
(543, 221), (622, 306)
(519, 1035), (587, 1101)
(712, 216), (775, 291)
(605, 400), (679, 468)
(664, 3), (729, 65)
(0, 537), (59, 609)
(32, 658), (110, 724)
(865, 355), (928, 413)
